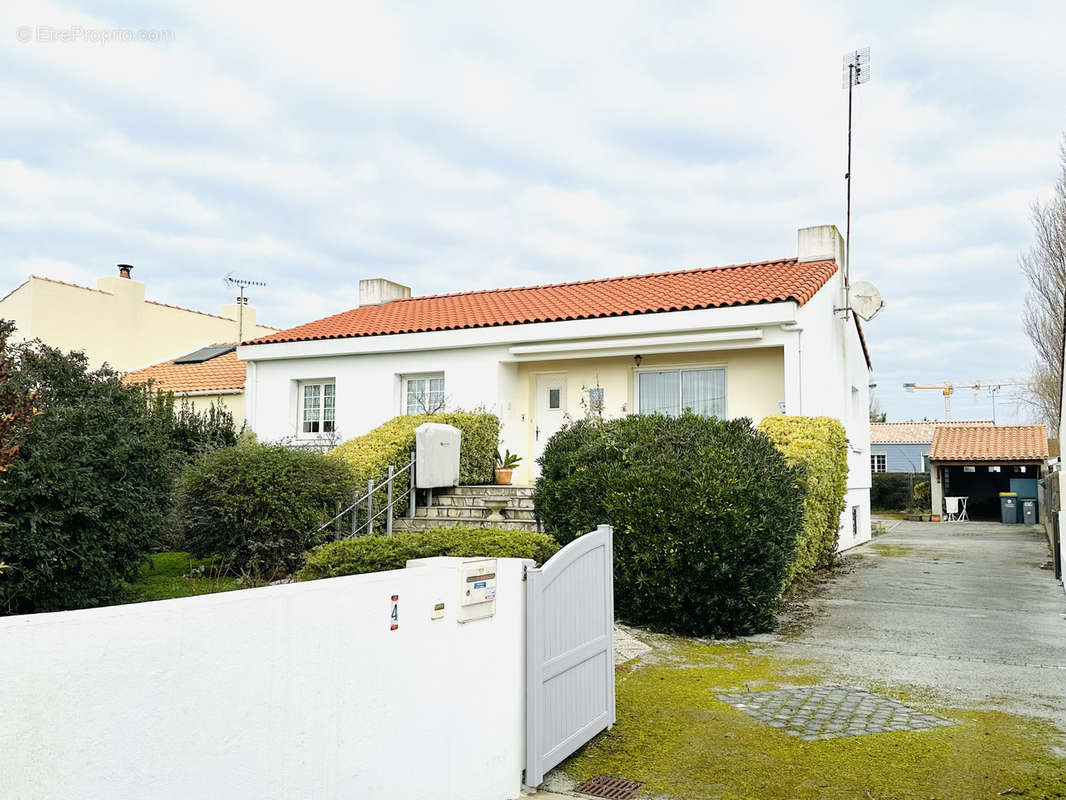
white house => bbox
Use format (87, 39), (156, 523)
(239, 224), (875, 547)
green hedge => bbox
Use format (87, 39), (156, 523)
(175, 444), (357, 575)
(757, 416), (848, 584)
(298, 526), (559, 580)
(327, 412), (499, 532)
(533, 413), (804, 637)
(872, 472), (927, 511)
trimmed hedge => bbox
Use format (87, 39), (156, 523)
(757, 416), (848, 583)
(298, 526), (559, 580)
(327, 412), (499, 532)
(872, 472), (927, 511)
(533, 413), (804, 637)
(175, 444), (357, 575)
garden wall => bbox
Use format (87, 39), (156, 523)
(0, 561), (529, 800)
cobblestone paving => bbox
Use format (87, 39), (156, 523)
(715, 685), (951, 741)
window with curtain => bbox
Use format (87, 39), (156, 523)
(637, 367), (725, 418)
(404, 374), (445, 414)
(301, 381), (335, 434)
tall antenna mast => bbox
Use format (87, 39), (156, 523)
(842, 47), (870, 319)
(224, 274), (266, 343)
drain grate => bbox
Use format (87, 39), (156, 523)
(573, 775), (644, 799)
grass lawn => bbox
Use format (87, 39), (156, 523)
(557, 637), (1066, 799)
(120, 551), (243, 603)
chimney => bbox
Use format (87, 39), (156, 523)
(797, 225), (844, 264)
(359, 278), (412, 306)
(117, 264), (133, 279)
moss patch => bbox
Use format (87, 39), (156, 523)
(562, 640), (1066, 799)
(119, 551), (242, 603)
(868, 543), (912, 558)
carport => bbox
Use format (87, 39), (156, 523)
(929, 425), (1048, 521)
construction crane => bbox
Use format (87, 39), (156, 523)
(902, 381), (1027, 422)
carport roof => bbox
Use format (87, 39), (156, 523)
(929, 425), (1048, 463)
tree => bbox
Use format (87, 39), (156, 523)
(869, 393), (887, 423)
(0, 321), (36, 475)
(1020, 135), (1066, 429)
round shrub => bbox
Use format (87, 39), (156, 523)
(175, 444), (356, 575)
(298, 525), (559, 581)
(534, 413), (804, 637)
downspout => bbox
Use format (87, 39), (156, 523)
(781, 322), (803, 416)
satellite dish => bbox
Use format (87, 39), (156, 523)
(849, 280), (884, 321)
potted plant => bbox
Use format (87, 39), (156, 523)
(494, 449), (522, 485)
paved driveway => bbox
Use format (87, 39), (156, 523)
(762, 520), (1066, 729)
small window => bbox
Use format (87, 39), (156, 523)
(963, 466), (976, 473)
(301, 381), (336, 434)
(988, 465), (1001, 473)
(588, 387), (604, 414)
(404, 374), (445, 415)
(548, 388), (561, 409)
(871, 454), (887, 473)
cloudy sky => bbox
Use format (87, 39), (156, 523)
(2, 0), (1064, 423)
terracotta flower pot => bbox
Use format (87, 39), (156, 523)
(494, 468), (513, 485)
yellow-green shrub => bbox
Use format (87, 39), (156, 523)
(327, 412), (500, 531)
(757, 415), (848, 585)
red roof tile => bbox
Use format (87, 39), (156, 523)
(871, 420), (993, 444)
(248, 258), (838, 345)
(929, 425), (1048, 462)
(123, 348), (245, 393)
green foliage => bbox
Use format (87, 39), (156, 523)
(175, 444), (356, 575)
(0, 340), (174, 614)
(912, 479), (931, 511)
(872, 472), (927, 511)
(120, 551), (242, 603)
(757, 415), (849, 583)
(147, 394), (238, 467)
(327, 411), (500, 532)
(0, 320), (36, 475)
(298, 525), (559, 580)
(496, 449), (521, 469)
(533, 413), (805, 637)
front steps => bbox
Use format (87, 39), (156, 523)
(392, 485), (540, 532)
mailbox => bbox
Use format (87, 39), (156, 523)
(415, 423), (462, 488)
(457, 558), (497, 623)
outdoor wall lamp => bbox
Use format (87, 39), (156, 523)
(633, 354), (642, 367)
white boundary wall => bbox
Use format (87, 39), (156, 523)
(0, 561), (529, 800)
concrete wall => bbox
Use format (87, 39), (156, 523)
(0, 561), (529, 800)
(0, 275), (275, 372)
(871, 443), (930, 474)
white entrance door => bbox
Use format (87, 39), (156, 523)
(533, 373), (567, 472)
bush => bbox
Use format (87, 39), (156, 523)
(912, 479), (931, 511)
(175, 444), (357, 575)
(298, 526), (559, 580)
(869, 473), (929, 509)
(757, 416), (848, 583)
(533, 413), (804, 637)
(0, 338), (175, 614)
(327, 412), (500, 532)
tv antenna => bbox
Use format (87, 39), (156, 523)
(841, 46), (870, 320)
(224, 272), (266, 343)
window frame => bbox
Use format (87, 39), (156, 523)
(298, 379), (336, 437)
(633, 364), (727, 419)
(402, 372), (445, 415)
(870, 453), (887, 473)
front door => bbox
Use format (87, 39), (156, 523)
(533, 373), (567, 473)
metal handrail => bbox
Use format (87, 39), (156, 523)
(317, 450), (416, 537)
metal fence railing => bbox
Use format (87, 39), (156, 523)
(318, 451), (416, 538)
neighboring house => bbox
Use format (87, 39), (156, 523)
(870, 420), (992, 474)
(0, 265), (277, 372)
(929, 425), (1048, 521)
(122, 344), (246, 425)
(240, 224), (876, 547)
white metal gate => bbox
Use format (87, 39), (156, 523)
(525, 524), (615, 787)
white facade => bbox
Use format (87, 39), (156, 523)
(0, 560), (529, 800)
(240, 226), (873, 546)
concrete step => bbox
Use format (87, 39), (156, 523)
(392, 517), (540, 532)
(432, 495), (535, 510)
(415, 505), (536, 522)
(437, 485), (535, 499)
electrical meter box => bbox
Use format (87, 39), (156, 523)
(415, 423), (462, 488)
(457, 558), (497, 623)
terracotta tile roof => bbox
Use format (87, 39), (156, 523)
(929, 425), (1048, 462)
(871, 420), (993, 444)
(248, 257), (838, 345)
(123, 347), (245, 393)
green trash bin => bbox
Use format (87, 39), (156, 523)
(999, 492), (1018, 524)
